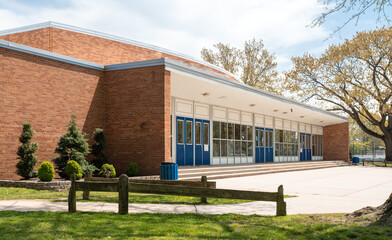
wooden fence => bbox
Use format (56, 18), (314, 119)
(82, 172), (215, 204)
(68, 174), (287, 216)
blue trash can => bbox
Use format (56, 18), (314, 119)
(352, 157), (360, 164)
(160, 162), (178, 180)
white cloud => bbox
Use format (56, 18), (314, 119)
(0, 0), (332, 72)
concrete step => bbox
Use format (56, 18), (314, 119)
(179, 161), (342, 174)
(178, 162), (340, 178)
(178, 161), (348, 180)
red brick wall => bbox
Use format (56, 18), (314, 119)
(0, 47), (105, 179)
(0, 28), (52, 51)
(323, 122), (349, 162)
(105, 66), (170, 176)
(0, 27), (237, 82)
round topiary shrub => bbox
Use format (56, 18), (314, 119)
(99, 164), (116, 178)
(66, 160), (83, 180)
(126, 163), (138, 177)
(37, 161), (55, 182)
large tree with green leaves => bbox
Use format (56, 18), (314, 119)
(16, 122), (38, 179)
(53, 115), (89, 178)
(201, 38), (279, 93)
(284, 26), (392, 162)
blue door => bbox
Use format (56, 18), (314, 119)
(300, 133), (312, 161)
(202, 120), (210, 165)
(300, 133), (305, 161)
(176, 117), (185, 166)
(265, 128), (274, 162)
(195, 120), (203, 165)
(194, 119), (210, 165)
(306, 134), (312, 160)
(185, 119), (194, 165)
(255, 127), (265, 163)
(176, 117), (194, 166)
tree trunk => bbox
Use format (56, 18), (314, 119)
(384, 132), (392, 162)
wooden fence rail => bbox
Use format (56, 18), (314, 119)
(68, 174), (287, 216)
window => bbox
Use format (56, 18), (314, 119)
(275, 129), (299, 157)
(177, 120), (184, 144)
(228, 123), (234, 139)
(186, 121), (192, 144)
(196, 122), (201, 145)
(312, 135), (323, 156)
(203, 123), (209, 145)
(213, 121), (254, 158)
(260, 129), (265, 147)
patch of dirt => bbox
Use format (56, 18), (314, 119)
(345, 193), (392, 226)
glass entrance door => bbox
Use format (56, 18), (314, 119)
(300, 133), (312, 161)
(255, 127), (265, 163)
(265, 128), (274, 162)
(176, 116), (194, 166)
(195, 119), (210, 165)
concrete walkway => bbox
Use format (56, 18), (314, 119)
(0, 166), (391, 215)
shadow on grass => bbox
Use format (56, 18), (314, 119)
(1, 211), (391, 239)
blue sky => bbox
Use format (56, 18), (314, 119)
(0, 0), (388, 73)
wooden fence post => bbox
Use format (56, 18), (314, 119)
(68, 174), (76, 213)
(118, 174), (129, 215)
(276, 185), (286, 216)
(201, 176), (207, 204)
(83, 171), (92, 200)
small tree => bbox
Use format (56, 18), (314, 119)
(91, 128), (109, 169)
(53, 114), (89, 178)
(16, 122), (38, 179)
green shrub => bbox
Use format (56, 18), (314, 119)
(66, 160), (83, 180)
(91, 128), (109, 169)
(16, 122), (38, 179)
(37, 161), (54, 182)
(126, 163), (138, 177)
(53, 115), (89, 178)
(99, 164), (116, 178)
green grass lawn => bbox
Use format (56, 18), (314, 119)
(0, 187), (252, 205)
(0, 211), (390, 239)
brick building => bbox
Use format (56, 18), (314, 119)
(0, 22), (349, 179)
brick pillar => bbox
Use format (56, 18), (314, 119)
(323, 122), (349, 162)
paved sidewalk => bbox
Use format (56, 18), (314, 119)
(0, 200), (278, 215)
(0, 166), (391, 215)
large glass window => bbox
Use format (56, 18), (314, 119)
(213, 121), (254, 158)
(312, 135), (323, 156)
(275, 129), (299, 157)
(228, 123), (234, 139)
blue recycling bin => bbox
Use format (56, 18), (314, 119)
(352, 157), (360, 164)
(160, 162), (178, 180)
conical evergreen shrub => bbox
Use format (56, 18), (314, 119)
(16, 122), (38, 179)
(53, 114), (89, 178)
(91, 128), (109, 169)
